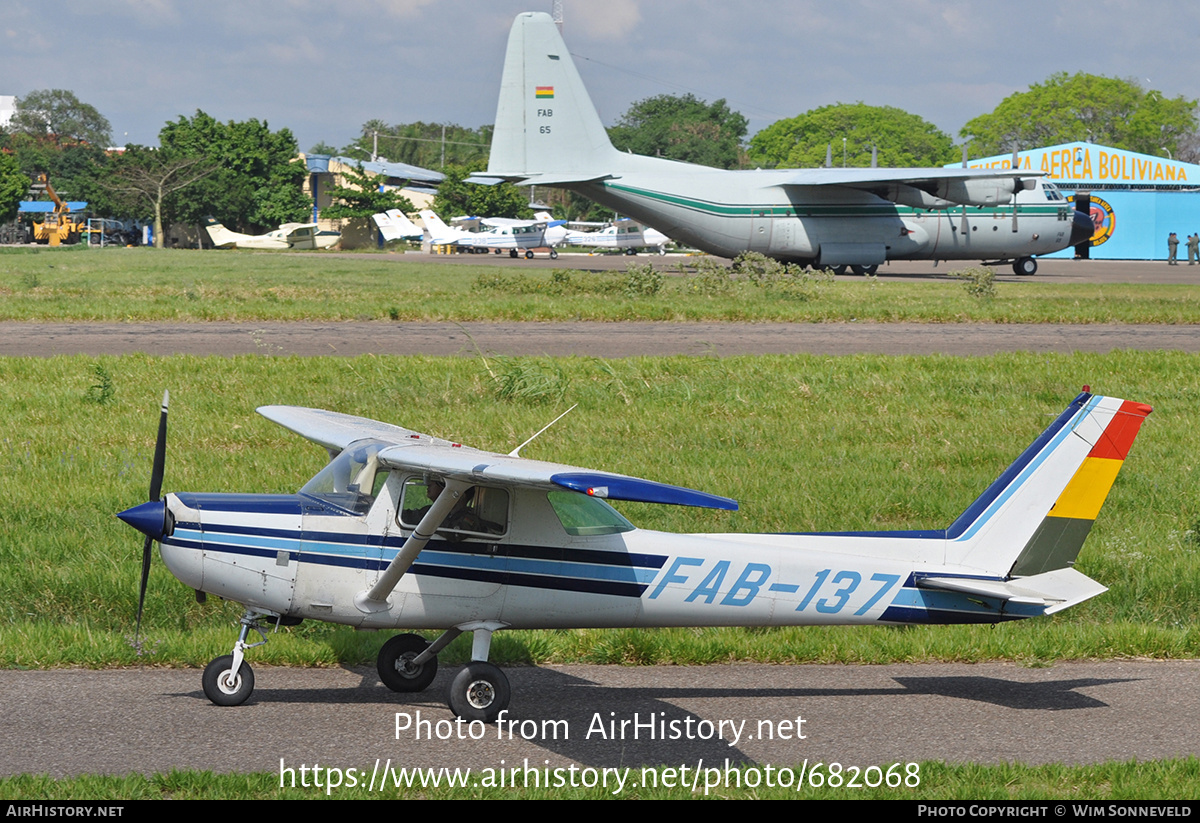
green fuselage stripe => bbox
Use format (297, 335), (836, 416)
(602, 182), (1066, 221)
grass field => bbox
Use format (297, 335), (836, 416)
(2, 350), (1196, 669)
(2, 259), (1196, 799)
(1, 246), (1199, 323)
(4, 758), (1198, 799)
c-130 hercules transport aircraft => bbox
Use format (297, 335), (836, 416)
(471, 12), (1094, 276)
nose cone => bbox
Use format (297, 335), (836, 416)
(118, 500), (168, 541)
(1070, 210), (1095, 247)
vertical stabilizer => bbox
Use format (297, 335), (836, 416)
(487, 11), (617, 180)
(945, 393), (1151, 576)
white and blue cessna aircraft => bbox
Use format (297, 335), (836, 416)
(119, 390), (1149, 722)
(471, 12), (1095, 276)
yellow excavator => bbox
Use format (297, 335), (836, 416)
(31, 172), (83, 245)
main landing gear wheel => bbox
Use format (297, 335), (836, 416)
(850, 264), (878, 275)
(509, 249), (518, 258)
(1013, 256), (1038, 276)
(830, 264), (848, 275)
(377, 633), (438, 692)
(448, 661), (510, 723)
(202, 655), (255, 706)
(550, 249), (558, 259)
(524, 250), (534, 259)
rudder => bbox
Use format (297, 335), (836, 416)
(946, 392), (1151, 577)
(487, 12), (617, 180)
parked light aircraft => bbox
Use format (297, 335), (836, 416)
(205, 219), (340, 250)
(472, 12), (1094, 276)
(372, 209), (423, 242)
(420, 209), (554, 258)
(564, 219), (672, 255)
(118, 389), (1149, 721)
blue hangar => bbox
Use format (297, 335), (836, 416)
(959, 142), (1200, 261)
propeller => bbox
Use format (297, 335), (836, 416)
(117, 390), (170, 643)
(1011, 144), (1021, 233)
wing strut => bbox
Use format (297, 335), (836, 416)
(353, 478), (473, 614)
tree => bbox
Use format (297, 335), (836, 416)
(10, 89), (112, 148)
(747, 103), (957, 169)
(960, 73), (1198, 158)
(320, 163), (415, 220)
(608, 94), (748, 169)
(0, 153), (28, 223)
(432, 164), (531, 220)
(159, 111), (310, 233)
(101, 148), (217, 248)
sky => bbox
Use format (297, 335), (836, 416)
(4, 0), (1200, 159)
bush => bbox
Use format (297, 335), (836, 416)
(950, 265), (997, 301)
(623, 263), (663, 297)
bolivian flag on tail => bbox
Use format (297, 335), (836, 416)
(535, 85), (554, 99)
(1010, 398), (1152, 576)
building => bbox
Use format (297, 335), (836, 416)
(962, 142), (1200, 260)
(302, 154), (442, 249)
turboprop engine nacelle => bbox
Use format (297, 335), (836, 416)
(934, 177), (1021, 207)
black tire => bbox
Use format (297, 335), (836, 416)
(550, 249), (559, 259)
(509, 249), (518, 258)
(1013, 257), (1038, 276)
(377, 633), (438, 692)
(524, 250), (534, 259)
(202, 655), (254, 706)
(830, 265), (848, 275)
(850, 264), (878, 275)
(448, 662), (510, 723)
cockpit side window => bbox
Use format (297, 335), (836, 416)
(547, 490), (635, 536)
(398, 478), (509, 539)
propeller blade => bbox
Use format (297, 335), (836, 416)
(135, 533), (153, 642)
(148, 390), (168, 502)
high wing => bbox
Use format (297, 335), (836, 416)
(258, 405), (456, 454)
(775, 167), (1038, 209)
(479, 217), (546, 228)
(257, 405), (738, 511)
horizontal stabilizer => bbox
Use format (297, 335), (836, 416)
(467, 173), (617, 187)
(916, 567), (1107, 615)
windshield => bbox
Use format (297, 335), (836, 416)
(300, 439), (389, 514)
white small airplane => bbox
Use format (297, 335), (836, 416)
(472, 12), (1095, 276)
(564, 219), (672, 255)
(119, 389), (1149, 721)
(372, 209), (423, 242)
(420, 209), (554, 258)
(205, 219), (340, 251)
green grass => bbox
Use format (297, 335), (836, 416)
(1, 350), (1197, 668)
(0, 246), (1198, 322)
(3, 758), (1198, 799)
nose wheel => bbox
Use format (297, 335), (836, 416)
(202, 655), (255, 706)
(201, 608), (273, 706)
